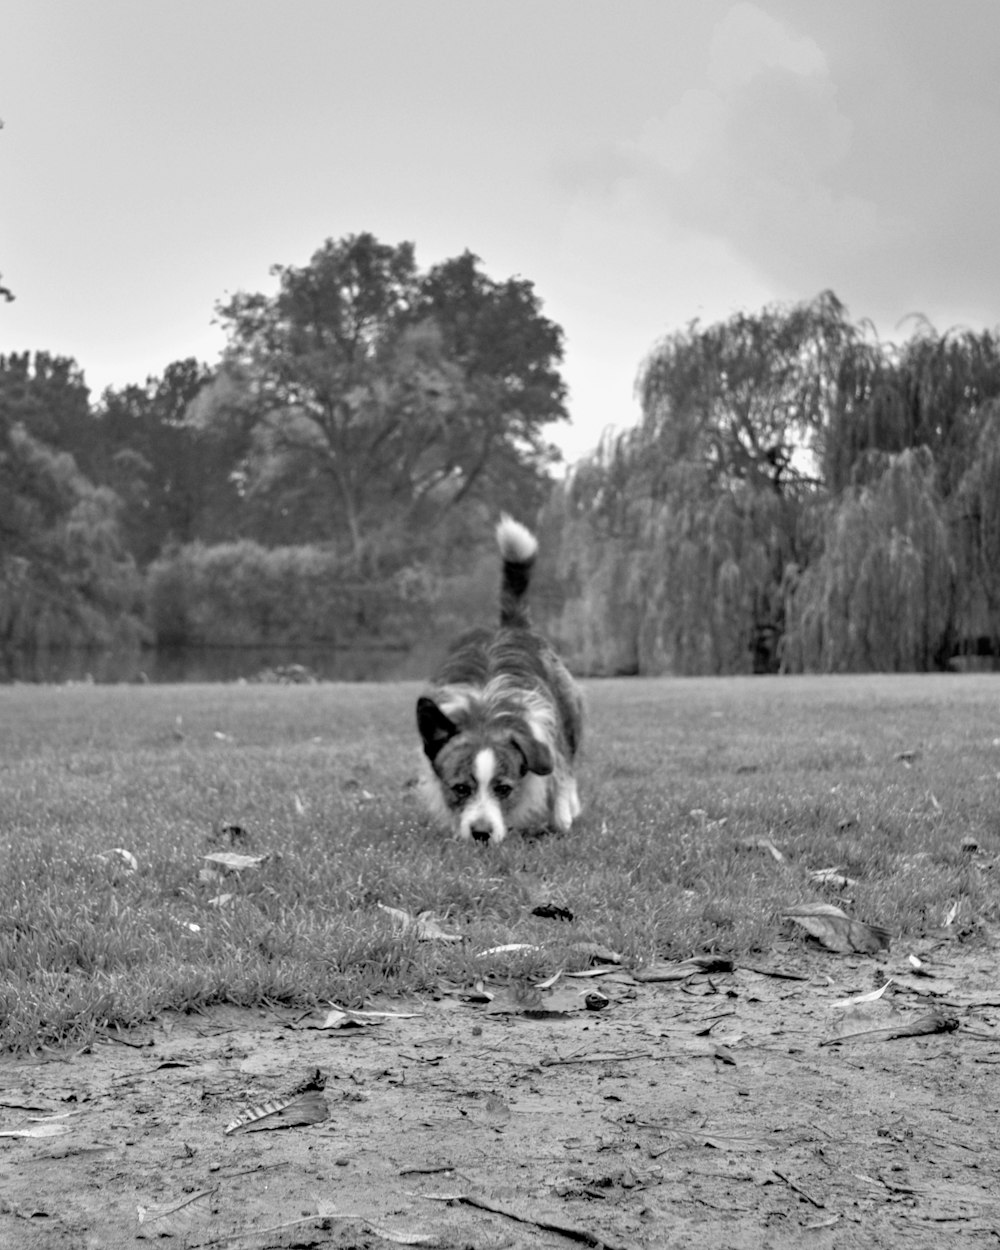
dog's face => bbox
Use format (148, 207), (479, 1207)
(417, 695), (552, 844)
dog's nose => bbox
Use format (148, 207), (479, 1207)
(470, 826), (491, 843)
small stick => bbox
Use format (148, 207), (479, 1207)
(540, 1049), (653, 1067)
(453, 1193), (635, 1249)
(773, 1168), (825, 1209)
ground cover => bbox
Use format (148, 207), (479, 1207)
(1, 674), (999, 1247)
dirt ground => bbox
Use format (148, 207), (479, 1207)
(2, 935), (999, 1250)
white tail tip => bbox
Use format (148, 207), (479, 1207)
(496, 514), (538, 563)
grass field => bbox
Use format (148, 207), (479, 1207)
(1, 674), (998, 1052)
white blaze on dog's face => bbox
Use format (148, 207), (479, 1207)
(436, 738), (539, 845)
(417, 695), (553, 844)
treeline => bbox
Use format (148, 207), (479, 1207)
(3, 249), (1000, 673)
(543, 292), (1000, 673)
(1, 234), (568, 652)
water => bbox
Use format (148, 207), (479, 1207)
(0, 643), (438, 684)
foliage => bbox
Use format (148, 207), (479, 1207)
(546, 295), (1000, 675)
(204, 234), (567, 569)
(636, 291), (869, 496)
(953, 400), (1000, 652)
(0, 356), (143, 650)
(146, 540), (437, 647)
(782, 448), (954, 672)
(92, 360), (248, 565)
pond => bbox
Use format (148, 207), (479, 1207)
(0, 643), (439, 685)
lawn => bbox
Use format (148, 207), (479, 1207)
(1, 673), (997, 1052)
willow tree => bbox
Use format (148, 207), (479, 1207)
(636, 291), (877, 498)
(819, 322), (1000, 497)
(782, 448), (953, 672)
(581, 293), (866, 673)
(954, 400), (1000, 657)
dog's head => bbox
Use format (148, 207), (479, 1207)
(416, 695), (552, 844)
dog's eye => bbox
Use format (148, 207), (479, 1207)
(451, 783), (472, 802)
(493, 781), (513, 799)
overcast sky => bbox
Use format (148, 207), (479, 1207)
(3, 0), (1000, 463)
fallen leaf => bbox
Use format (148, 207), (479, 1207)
(634, 957), (734, 982)
(532, 902), (575, 921)
(831, 981), (893, 1008)
(809, 866), (859, 889)
(485, 983), (591, 1016)
(136, 1189), (215, 1239)
(203, 851), (268, 872)
(477, 943), (541, 957)
(783, 903), (890, 954)
(307, 1004), (420, 1030)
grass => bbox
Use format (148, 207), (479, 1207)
(1, 674), (998, 1052)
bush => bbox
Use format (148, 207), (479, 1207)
(145, 541), (437, 648)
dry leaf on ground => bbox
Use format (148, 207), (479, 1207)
(783, 902), (890, 954)
(203, 851), (269, 872)
(634, 956), (734, 982)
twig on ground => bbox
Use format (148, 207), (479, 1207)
(772, 1169), (825, 1209)
(421, 1192), (635, 1249)
(819, 1011), (959, 1047)
(539, 1049), (653, 1067)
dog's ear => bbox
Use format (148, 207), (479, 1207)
(417, 697), (459, 761)
(512, 732), (554, 777)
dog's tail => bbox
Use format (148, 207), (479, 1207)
(497, 514), (538, 628)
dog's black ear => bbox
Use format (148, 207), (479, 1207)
(512, 733), (554, 777)
(417, 697), (459, 761)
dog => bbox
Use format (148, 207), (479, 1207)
(416, 515), (583, 845)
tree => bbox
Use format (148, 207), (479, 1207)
(954, 400), (1000, 660)
(782, 448), (954, 672)
(636, 291), (874, 498)
(0, 352), (94, 466)
(94, 360), (248, 564)
(205, 233), (568, 568)
(0, 359), (141, 650)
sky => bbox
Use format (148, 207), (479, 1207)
(3, 0), (1000, 465)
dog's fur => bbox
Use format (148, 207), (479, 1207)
(416, 516), (583, 845)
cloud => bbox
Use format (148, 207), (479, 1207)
(556, 0), (1000, 336)
(626, 4), (891, 292)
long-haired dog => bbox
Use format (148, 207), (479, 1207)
(416, 516), (583, 845)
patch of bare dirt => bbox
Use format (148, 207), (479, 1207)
(3, 939), (1000, 1249)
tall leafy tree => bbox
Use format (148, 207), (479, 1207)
(0, 356), (140, 650)
(0, 352), (94, 466)
(205, 233), (568, 568)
